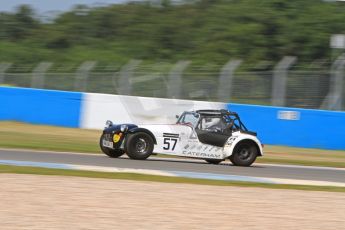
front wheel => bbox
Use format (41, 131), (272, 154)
(99, 134), (125, 158)
(230, 142), (258, 167)
(125, 132), (154, 160)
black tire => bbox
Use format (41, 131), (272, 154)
(99, 134), (125, 158)
(205, 159), (223, 164)
(230, 141), (258, 167)
(125, 132), (154, 160)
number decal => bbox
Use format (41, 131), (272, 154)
(171, 138), (177, 150)
(163, 138), (170, 150)
(163, 138), (178, 151)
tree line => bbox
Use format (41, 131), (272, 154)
(1, 0), (345, 69)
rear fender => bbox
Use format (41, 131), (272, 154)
(224, 135), (263, 158)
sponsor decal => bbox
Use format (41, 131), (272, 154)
(277, 110), (300, 120)
(182, 144), (223, 158)
(189, 145), (196, 150)
(182, 150), (222, 159)
(183, 144), (222, 152)
(226, 136), (238, 146)
(113, 133), (122, 143)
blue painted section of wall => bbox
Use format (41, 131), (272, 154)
(1, 86), (345, 149)
(228, 103), (345, 150)
(0, 87), (82, 127)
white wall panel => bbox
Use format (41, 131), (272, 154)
(80, 93), (226, 129)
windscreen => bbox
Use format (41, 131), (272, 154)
(177, 112), (199, 127)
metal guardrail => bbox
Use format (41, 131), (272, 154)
(1, 55), (345, 111)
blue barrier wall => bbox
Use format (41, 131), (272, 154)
(1, 86), (345, 149)
(228, 103), (345, 150)
(0, 87), (82, 127)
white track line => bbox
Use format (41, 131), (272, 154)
(1, 159), (345, 187)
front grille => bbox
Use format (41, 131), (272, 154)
(104, 133), (112, 141)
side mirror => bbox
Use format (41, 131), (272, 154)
(175, 115), (179, 119)
(105, 120), (113, 128)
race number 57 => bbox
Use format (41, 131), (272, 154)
(163, 138), (177, 151)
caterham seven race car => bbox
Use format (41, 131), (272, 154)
(100, 109), (263, 166)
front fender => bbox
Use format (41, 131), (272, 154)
(102, 124), (138, 150)
(127, 127), (157, 144)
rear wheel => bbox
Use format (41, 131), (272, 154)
(99, 134), (125, 158)
(205, 159), (223, 164)
(230, 141), (257, 166)
(125, 132), (154, 160)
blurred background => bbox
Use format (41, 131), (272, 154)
(1, 0), (345, 110)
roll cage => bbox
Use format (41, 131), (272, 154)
(177, 109), (249, 133)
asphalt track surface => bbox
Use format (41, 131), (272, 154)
(1, 149), (345, 183)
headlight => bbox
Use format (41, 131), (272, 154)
(105, 120), (113, 128)
(120, 124), (128, 132)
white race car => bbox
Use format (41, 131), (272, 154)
(100, 109), (263, 166)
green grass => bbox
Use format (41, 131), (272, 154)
(1, 121), (345, 168)
(257, 145), (345, 168)
(0, 122), (100, 153)
(1, 164), (344, 193)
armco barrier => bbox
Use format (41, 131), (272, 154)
(0, 87), (82, 127)
(228, 104), (345, 150)
(1, 86), (345, 150)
